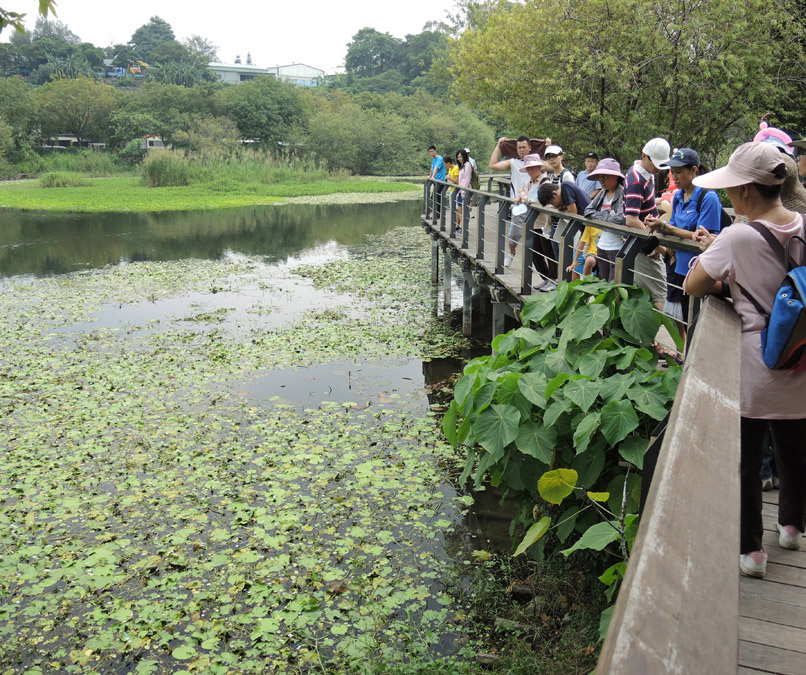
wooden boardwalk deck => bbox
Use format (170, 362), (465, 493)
(739, 489), (806, 674)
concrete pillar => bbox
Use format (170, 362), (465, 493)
(492, 301), (506, 350)
(462, 269), (473, 337)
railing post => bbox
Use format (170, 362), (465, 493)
(423, 182), (430, 220)
(496, 201), (510, 273)
(520, 209), (539, 296)
(615, 235), (642, 285)
(476, 194), (490, 261)
(461, 258), (474, 337)
(558, 219), (585, 283)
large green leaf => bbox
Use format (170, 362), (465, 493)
(618, 436), (648, 470)
(471, 381), (497, 416)
(561, 520), (621, 556)
(538, 468), (578, 504)
(454, 373), (479, 415)
(497, 375), (534, 420)
(474, 404), (521, 461)
(492, 331), (520, 355)
(521, 293), (556, 326)
(513, 516), (551, 556)
(515, 421), (556, 464)
(543, 397), (572, 428)
(545, 373), (571, 400)
(518, 371), (548, 408)
(657, 311), (685, 352)
(626, 385), (669, 421)
(571, 441), (606, 488)
(619, 298), (661, 346)
(442, 400), (458, 447)
(545, 349), (570, 376)
(564, 379), (600, 412)
(599, 605), (615, 642)
(560, 303), (610, 341)
(599, 372), (636, 402)
(600, 399), (640, 446)
(510, 325), (554, 348)
(577, 349), (608, 379)
(556, 505), (580, 543)
(572, 411), (600, 455)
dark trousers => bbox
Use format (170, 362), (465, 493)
(740, 417), (806, 553)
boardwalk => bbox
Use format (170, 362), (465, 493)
(739, 489), (806, 674)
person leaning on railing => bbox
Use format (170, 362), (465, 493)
(645, 148), (722, 340)
(684, 142), (806, 580)
(583, 158), (626, 281)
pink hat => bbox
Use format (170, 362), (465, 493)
(693, 142), (787, 189)
(753, 114), (793, 146)
(519, 153), (546, 172)
(586, 157), (624, 180)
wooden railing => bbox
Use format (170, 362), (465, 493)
(596, 296), (742, 673)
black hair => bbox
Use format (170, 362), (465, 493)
(428, 145), (436, 151)
(456, 149), (470, 165)
(443, 156), (454, 164)
(752, 163), (787, 200)
(537, 181), (559, 206)
(516, 136), (530, 144)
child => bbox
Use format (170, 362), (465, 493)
(566, 224), (600, 280)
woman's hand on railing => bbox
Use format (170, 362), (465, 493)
(693, 226), (717, 251)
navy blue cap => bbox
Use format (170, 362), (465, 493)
(666, 147), (700, 168)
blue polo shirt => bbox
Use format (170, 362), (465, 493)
(431, 155), (446, 181)
(670, 186), (722, 275)
(576, 170), (599, 197)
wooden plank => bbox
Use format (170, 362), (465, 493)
(740, 576), (806, 608)
(738, 668), (776, 674)
(596, 297), (741, 674)
(756, 562), (806, 587)
(740, 593), (806, 629)
(739, 640), (806, 675)
(761, 531), (806, 567)
(739, 616), (806, 653)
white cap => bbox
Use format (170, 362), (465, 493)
(642, 138), (671, 169)
(544, 145), (563, 155)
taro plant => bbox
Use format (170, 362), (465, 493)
(443, 278), (683, 629)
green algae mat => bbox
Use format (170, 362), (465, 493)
(0, 225), (480, 674)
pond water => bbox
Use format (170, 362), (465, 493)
(0, 201), (507, 673)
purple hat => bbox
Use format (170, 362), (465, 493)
(519, 153), (546, 172)
(586, 157), (624, 180)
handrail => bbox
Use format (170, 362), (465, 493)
(596, 296), (741, 673)
(423, 176), (703, 255)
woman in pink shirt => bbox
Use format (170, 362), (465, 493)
(455, 149), (473, 231)
(685, 142), (806, 579)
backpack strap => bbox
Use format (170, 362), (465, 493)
(733, 216), (806, 316)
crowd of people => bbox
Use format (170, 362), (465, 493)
(426, 124), (806, 580)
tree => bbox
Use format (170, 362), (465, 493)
(35, 77), (118, 143)
(0, 75), (37, 145)
(31, 15), (80, 43)
(182, 35), (218, 63)
(0, 0), (56, 36)
(215, 76), (306, 146)
(450, 0), (806, 165)
(344, 27), (402, 77)
(129, 16), (175, 63)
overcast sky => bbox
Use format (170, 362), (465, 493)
(2, 0), (457, 73)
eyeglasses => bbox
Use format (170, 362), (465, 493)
(545, 154), (558, 160)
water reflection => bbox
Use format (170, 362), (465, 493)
(0, 201), (420, 279)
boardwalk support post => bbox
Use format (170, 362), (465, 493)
(430, 233), (440, 285)
(490, 283), (508, 349)
(442, 240), (451, 311)
(461, 259), (474, 337)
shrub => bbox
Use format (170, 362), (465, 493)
(39, 172), (91, 188)
(141, 149), (191, 187)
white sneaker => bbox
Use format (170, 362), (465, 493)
(778, 524), (803, 550)
(503, 254), (513, 268)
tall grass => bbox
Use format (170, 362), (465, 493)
(18, 149), (126, 177)
(140, 148), (350, 189)
(39, 171), (91, 188)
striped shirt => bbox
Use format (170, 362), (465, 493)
(623, 160), (658, 222)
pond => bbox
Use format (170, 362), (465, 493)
(0, 201), (505, 674)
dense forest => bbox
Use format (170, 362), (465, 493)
(2, 0), (806, 177)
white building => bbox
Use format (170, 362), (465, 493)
(207, 62), (275, 84)
(207, 62), (324, 86)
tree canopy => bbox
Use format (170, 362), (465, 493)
(450, 0), (806, 165)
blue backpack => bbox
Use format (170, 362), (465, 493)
(735, 219), (806, 371)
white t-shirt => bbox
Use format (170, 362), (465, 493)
(694, 215), (806, 418)
(510, 158), (530, 216)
